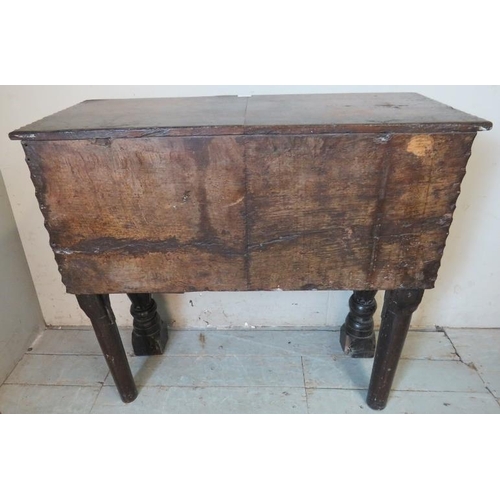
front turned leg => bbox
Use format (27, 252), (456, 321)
(127, 293), (168, 356)
(340, 290), (377, 358)
(76, 294), (137, 403)
(367, 289), (424, 410)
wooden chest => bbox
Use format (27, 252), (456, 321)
(10, 92), (492, 409)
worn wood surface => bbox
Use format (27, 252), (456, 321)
(247, 133), (475, 291)
(22, 131), (476, 294)
(9, 93), (492, 141)
(367, 289), (425, 410)
(24, 136), (247, 293)
(76, 294), (137, 403)
(340, 291), (378, 358)
(128, 293), (168, 356)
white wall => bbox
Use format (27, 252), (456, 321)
(1, 86), (499, 329)
(0, 171), (44, 383)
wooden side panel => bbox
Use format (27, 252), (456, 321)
(58, 252), (245, 294)
(24, 132), (475, 294)
(246, 133), (475, 290)
(25, 137), (247, 293)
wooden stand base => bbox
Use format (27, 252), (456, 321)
(128, 293), (169, 356)
(75, 289), (423, 409)
(367, 289), (424, 410)
(340, 290), (377, 358)
(76, 294), (138, 403)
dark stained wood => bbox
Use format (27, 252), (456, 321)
(23, 137), (247, 293)
(128, 293), (168, 356)
(340, 291), (377, 358)
(246, 133), (475, 291)
(9, 93), (492, 409)
(76, 294), (137, 403)
(59, 252), (245, 294)
(24, 137), (246, 248)
(245, 93), (492, 134)
(9, 96), (248, 140)
(367, 289), (425, 410)
(22, 131), (476, 294)
(9, 93), (492, 141)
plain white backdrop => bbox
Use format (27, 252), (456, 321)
(1, 85), (499, 328)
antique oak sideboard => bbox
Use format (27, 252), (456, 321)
(9, 93), (492, 410)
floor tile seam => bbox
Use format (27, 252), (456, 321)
(484, 387), (500, 406)
(26, 353), (309, 358)
(44, 328), (344, 333)
(89, 382), (106, 414)
(300, 359), (473, 366)
(442, 329), (464, 363)
(301, 357), (470, 362)
(3, 382), (488, 393)
(0, 357), (31, 388)
(443, 328), (495, 395)
(26, 353), (115, 358)
(441, 327), (500, 332)
(97, 385), (491, 392)
(1, 382), (105, 388)
(300, 356), (310, 414)
(3, 387), (488, 396)
(2, 385), (494, 395)
(101, 384), (313, 389)
(22, 353), (473, 360)
(42, 325), (446, 335)
(305, 387), (492, 393)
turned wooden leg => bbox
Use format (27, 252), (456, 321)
(367, 289), (424, 410)
(76, 294), (138, 403)
(127, 293), (168, 356)
(340, 290), (377, 358)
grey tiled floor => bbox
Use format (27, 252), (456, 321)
(1, 327), (499, 413)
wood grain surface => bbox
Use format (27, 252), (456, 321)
(10, 93), (491, 141)
(23, 131), (476, 294)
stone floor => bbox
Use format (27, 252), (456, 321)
(0, 327), (499, 413)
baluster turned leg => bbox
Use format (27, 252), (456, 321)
(367, 289), (424, 410)
(340, 290), (377, 358)
(127, 293), (169, 356)
(76, 294), (137, 403)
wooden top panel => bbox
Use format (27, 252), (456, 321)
(9, 93), (492, 140)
